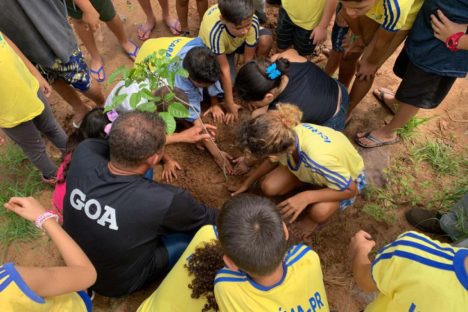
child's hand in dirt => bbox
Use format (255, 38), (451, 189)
(431, 10), (468, 43)
(178, 124), (217, 143)
(229, 180), (251, 196)
(203, 105), (225, 123)
(162, 159), (182, 183)
(350, 230), (375, 258)
(214, 151), (234, 175)
(232, 156), (251, 176)
(4, 197), (47, 222)
(278, 192), (310, 223)
(224, 103), (241, 124)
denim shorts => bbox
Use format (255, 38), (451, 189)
(322, 81), (349, 131)
(38, 48), (91, 91)
(340, 172), (366, 210)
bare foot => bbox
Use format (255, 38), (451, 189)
(163, 16), (181, 35)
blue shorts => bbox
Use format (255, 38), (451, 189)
(331, 24), (349, 53)
(339, 172), (366, 210)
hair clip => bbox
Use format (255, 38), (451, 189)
(266, 63), (282, 80)
(104, 110), (119, 136)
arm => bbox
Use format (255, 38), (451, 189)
(161, 153), (181, 183)
(310, 0), (339, 45)
(431, 10), (468, 51)
(203, 95), (225, 123)
(73, 0), (101, 31)
(231, 158), (278, 195)
(4, 197), (96, 297)
(350, 230), (377, 292)
(216, 54), (240, 123)
(3, 34), (52, 97)
(244, 46), (256, 63)
(165, 124), (216, 144)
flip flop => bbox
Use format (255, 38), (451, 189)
(373, 88), (398, 115)
(165, 18), (181, 35)
(137, 24), (155, 41)
(90, 65), (106, 83)
(355, 131), (400, 148)
(126, 40), (139, 60)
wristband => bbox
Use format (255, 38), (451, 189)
(34, 211), (59, 230)
(446, 32), (464, 52)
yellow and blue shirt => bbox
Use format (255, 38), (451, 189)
(282, 0), (327, 30)
(0, 263), (92, 312)
(137, 225), (218, 312)
(367, 231), (468, 312)
(214, 244), (329, 312)
(199, 5), (260, 55)
(366, 0), (424, 31)
(279, 124), (365, 191)
(0, 32), (44, 129)
(135, 37), (193, 64)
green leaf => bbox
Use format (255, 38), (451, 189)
(108, 66), (127, 84)
(159, 112), (176, 134)
(114, 84), (125, 96)
(168, 102), (189, 118)
(163, 92), (175, 102)
(177, 68), (189, 78)
(141, 89), (156, 101)
(137, 102), (156, 113)
(111, 94), (128, 108)
(129, 92), (142, 109)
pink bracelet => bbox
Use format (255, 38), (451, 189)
(34, 211), (59, 230)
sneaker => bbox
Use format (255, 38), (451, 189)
(405, 207), (445, 235)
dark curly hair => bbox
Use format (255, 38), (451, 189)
(183, 47), (220, 84)
(185, 241), (224, 312)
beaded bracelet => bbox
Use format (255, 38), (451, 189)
(34, 211), (59, 230)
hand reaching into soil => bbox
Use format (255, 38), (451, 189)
(167, 124), (217, 144)
(232, 156), (252, 176)
(214, 151), (234, 175)
(162, 159), (182, 183)
(278, 192), (310, 223)
(4, 197), (47, 222)
(224, 103), (241, 124)
(203, 105), (225, 123)
(350, 230), (375, 259)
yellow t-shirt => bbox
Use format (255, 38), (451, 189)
(0, 32), (44, 128)
(366, 0), (424, 31)
(282, 0), (327, 31)
(279, 124), (365, 191)
(135, 37), (193, 64)
(366, 231), (468, 312)
(199, 5), (260, 55)
(215, 244), (329, 312)
(0, 263), (91, 312)
(137, 225), (218, 312)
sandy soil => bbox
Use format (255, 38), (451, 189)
(0, 1), (467, 311)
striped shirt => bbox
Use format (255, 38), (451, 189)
(366, 0), (424, 31)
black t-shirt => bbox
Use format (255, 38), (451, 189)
(270, 62), (339, 125)
(62, 139), (217, 297)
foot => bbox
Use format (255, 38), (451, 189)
(163, 16), (181, 35)
(355, 129), (400, 148)
(89, 58), (105, 82)
(122, 40), (139, 61)
(405, 207), (445, 235)
(137, 23), (155, 41)
(372, 87), (398, 115)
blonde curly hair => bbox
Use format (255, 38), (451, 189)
(238, 103), (302, 157)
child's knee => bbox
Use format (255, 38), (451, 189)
(260, 179), (280, 197)
(309, 203), (339, 223)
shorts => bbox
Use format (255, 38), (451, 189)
(322, 81), (349, 131)
(276, 7), (315, 56)
(66, 0), (116, 22)
(331, 2), (349, 53)
(339, 172), (366, 210)
(38, 48), (91, 92)
(393, 48), (456, 109)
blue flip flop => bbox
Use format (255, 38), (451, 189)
(90, 65), (106, 83)
(126, 40), (139, 60)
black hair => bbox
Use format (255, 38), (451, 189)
(108, 111), (166, 168)
(218, 0), (254, 25)
(234, 58), (290, 102)
(217, 194), (288, 275)
(58, 108), (110, 184)
(183, 47), (220, 84)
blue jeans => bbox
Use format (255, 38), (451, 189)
(322, 81), (349, 131)
(161, 233), (192, 269)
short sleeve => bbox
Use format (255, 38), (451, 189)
(175, 76), (202, 122)
(208, 21), (226, 54)
(381, 0), (412, 32)
(245, 15), (260, 47)
(207, 81), (223, 97)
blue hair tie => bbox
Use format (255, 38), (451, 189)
(266, 63), (282, 80)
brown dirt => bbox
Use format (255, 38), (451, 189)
(0, 1), (467, 311)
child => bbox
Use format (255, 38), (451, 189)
(350, 230), (468, 311)
(232, 104), (365, 232)
(199, 0), (273, 124)
(138, 194), (330, 312)
(0, 32), (68, 185)
(235, 49), (349, 131)
(65, 0), (139, 82)
(277, 0), (338, 57)
(339, 0), (424, 115)
(1, 196), (96, 310)
(176, 0), (208, 36)
(109, 37), (234, 174)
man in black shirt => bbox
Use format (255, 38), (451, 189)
(63, 111), (217, 297)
